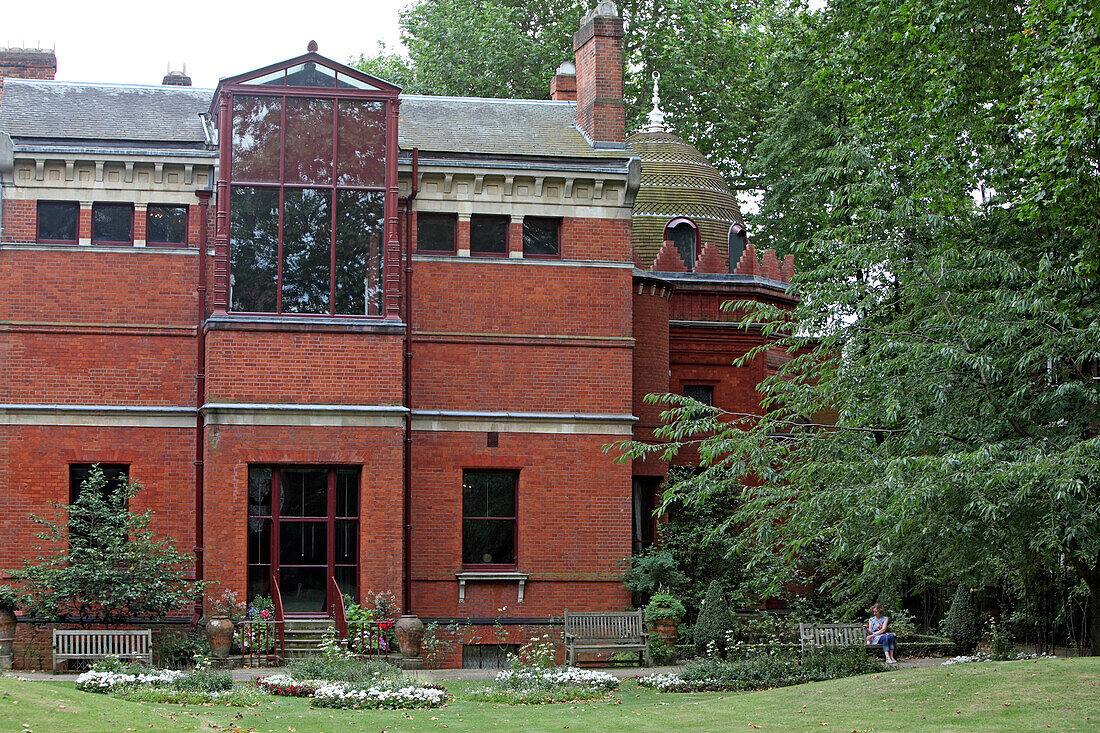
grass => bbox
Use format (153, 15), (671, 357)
(1, 657), (1098, 732)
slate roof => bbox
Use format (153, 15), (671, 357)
(0, 79), (212, 145)
(397, 95), (629, 161)
(0, 80), (632, 163)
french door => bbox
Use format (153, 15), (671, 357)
(247, 466), (359, 614)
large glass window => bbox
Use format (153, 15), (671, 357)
(229, 92), (386, 315)
(37, 201), (79, 244)
(92, 203), (133, 245)
(462, 470), (517, 566)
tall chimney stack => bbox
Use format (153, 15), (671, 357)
(572, 1), (625, 147)
(0, 47), (57, 103)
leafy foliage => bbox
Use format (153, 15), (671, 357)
(645, 593), (686, 623)
(0, 585), (19, 612)
(154, 630), (210, 669)
(11, 466), (199, 626)
(617, 0), (1100, 653)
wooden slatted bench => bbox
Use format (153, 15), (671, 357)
(563, 610), (650, 667)
(53, 629), (153, 672)
(798, 622), (873, 653)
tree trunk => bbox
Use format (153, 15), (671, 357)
(1090, 581), (1100, 657)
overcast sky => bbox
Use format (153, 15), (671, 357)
(6, 0), (410, 89)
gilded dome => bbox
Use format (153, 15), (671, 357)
(627, 129), (745, 270)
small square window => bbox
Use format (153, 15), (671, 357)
(470, 214), (508, 256)
(683, 385), (714, 406)
(522, 217), (560, 257)
(36, 201), (79, 243)
(146, 205), (188, 246)
(417, 213), (457, 254)
(69, 464), (130, 504)
(462, 469), (517, 566)
(92, 203), (134, 245)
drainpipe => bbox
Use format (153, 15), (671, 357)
(192, 187), (212, 624)
(402, 149), (419, 613)
(0, 133), (14, 242)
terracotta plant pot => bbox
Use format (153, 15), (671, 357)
(206, 616), (234, 659)
(0, 610), (16, 671)
(650, 619), (679, 647)
(394, 614), (425, 657)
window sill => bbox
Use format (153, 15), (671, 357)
(204, 314), (405, 335)
(455, 571), (527, 604)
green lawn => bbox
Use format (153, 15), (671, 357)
(3, 658), (1099, 733)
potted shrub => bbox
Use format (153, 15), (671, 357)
(206, 590), (245, 659)
(645, 592), (687, 647)
(0, 585), (19, 671)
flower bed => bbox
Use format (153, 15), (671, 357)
(255, 674), (323, 697)
(941, 650), (1055, 665)
(75, 668), (185, 693)
(468, 666), (620, 704)
(311, 681), (450, 709)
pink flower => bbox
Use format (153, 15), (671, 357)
(260, 609), (271, 619)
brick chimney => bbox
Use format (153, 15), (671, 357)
(550, 61), (576, 102)
(0, 47), (57, 103)
(573, 1), (625, 146)
(162, 63), (192, 87)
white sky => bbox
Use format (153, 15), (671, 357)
(5, 0), (410, 89)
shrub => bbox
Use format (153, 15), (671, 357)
(0, 585), (20, 612)
(285, 631), (401, 685)
(645, 592), (686, 623)
(119, 686), (267, 706)
(988, 619), (1015, 661)
(940, 583), (979, 651)
(172, 665), (233, 693)
(639, 648), (885, 692)
(621, 550), (688, 597)
(693, 580), (733, 656)
(649, 635), (676, 665)
(155, 630), (210, 669)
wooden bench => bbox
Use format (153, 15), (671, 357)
(53, 629), (153, 672)
(563, 610), (650, 667)
(798, 622), (877, 653)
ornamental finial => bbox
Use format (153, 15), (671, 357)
(644, 71), (667, 132)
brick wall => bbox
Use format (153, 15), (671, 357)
(202, 424), (406, 606)
(631, 285), (671, 475)
(408, 431), (632, 620)
(0, 425), (197, 573)
(204, 330), (404, 405)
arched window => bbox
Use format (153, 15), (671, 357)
(664, 217), (698, 271)
(728, 223), (747, 272)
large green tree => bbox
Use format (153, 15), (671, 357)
(12, 466), (199, 627)
(354, 0), (767, 186)
(621, 0), (1100, 651)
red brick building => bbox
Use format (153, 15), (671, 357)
(0, 4), (794, 667)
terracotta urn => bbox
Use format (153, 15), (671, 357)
(394, 614), (425, 657)
(651, 619), (679, 647)
(206, 616), (235, 659)
(0, 610), (16, 671)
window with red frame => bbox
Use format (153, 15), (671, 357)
(92, 203), (133, 245)
(36, 201), (79, 244)
(146, 205), (188, 247)
(522, 216), (560, 257)
(416, 213), (457, 254)
(229, 94), (386, 315)
(470, 214), (508, 256)
(462, 470), (517, 566)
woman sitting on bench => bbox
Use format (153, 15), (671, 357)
(867, 604), (897, 664)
